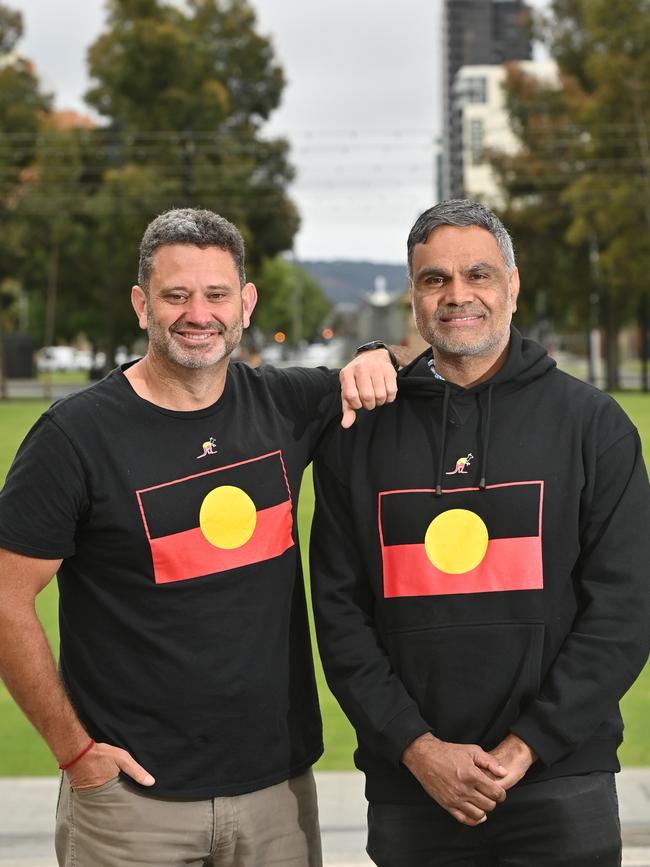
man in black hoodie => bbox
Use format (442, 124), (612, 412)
(311, 200), (650, 866)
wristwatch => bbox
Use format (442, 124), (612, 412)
(355, 340), (400, 371)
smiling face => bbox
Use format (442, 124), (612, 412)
(131, 244), (257, 370)
(410, 224), (519, 366)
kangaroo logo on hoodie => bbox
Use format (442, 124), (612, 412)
(446, 453), (473, 475)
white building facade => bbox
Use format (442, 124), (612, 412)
(454, 60), (558, 206)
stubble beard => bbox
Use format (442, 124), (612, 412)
(146, 310), (243, 370)
(415, 303), (512, 360)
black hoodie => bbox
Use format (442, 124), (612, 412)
(311, 328), (650, 805)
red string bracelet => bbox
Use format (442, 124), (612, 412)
(59, 738), (95, 771)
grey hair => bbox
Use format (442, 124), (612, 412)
(407, 199), (516, 276)
(138, 208), (246, 289)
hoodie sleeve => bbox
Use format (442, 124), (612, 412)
(311, 440), (432, 765)
(511, 422), (650, 767)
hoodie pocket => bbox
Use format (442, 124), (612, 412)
(387, 621), (544, 748)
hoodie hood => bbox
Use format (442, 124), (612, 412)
(396, 327), (556, 495)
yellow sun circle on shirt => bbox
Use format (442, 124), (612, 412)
(424, 508), (489, 574)
(199, 485), (257, 549)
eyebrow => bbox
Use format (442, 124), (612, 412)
(159, 283), (236, 293)
(413, 265), (450, 282)
(413, 261), (500, 282)
(466, 261), (499, 274)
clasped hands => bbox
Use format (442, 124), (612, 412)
(401, 732), (537, 826)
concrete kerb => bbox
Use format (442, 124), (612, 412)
(0, 769), (648, 866)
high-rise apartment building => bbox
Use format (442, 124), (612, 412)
(441, 0), (532, 199)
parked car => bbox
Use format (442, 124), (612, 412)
(36, 346), (80, 373)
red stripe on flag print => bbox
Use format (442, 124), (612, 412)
(149, 500), (293, 584)
(382, 536), (543, 598)
(378, 480), (544, 598)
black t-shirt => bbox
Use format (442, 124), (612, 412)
(0, 362), (339, 798)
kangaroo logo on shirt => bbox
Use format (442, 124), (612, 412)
(196, 437), (218, 459)
(446, 453), (474, 475)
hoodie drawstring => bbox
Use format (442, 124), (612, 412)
(479, 384), (493, 490)
(435, 382), (450, 497)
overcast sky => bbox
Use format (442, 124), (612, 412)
(17, 0), (546, 264)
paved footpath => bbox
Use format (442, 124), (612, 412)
(0, 769), (649, 866)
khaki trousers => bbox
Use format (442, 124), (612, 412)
(55, 768), (322, 867)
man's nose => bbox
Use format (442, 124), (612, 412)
(441, 274), (473, 305)
(184, 295), (214, 324)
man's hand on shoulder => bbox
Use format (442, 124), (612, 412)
(401, 732), (507, 826)
(488, 733), (537, 790)
(65, 741), (155, 791)
(339, 346), (399, 429)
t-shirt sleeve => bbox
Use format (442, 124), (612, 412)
(269, 365), (341, 454)
(0, 413), (89, 559)
(281, 365), (340, 418)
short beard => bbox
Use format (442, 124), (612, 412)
(423, 327), (505, 358)
(146, 307), (243, 370)
(414, 309), (511, 360)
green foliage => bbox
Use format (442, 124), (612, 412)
(83, 0), (298, 269)
(0, 5), (52, 294)
(0, 3), (22, 54)
(252, 257), (331, 344)
(0, 0), (298, 356)
(489, 66), (592, 333)
(86, 0), (284, 133)
(490, 0), (650, 386)
(0, 58), (50, 148)
(0, 5), (50, 147)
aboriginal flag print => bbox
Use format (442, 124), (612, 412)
(136, 451), (294, 584)
(379, 481), (544, 598)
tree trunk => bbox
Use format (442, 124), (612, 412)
(639, 293), (649, 393)
(44, 227), (60, 349)
(103, 273), (116, 375)
(600, 288), (620, 391)
(0, 327), (6, 400)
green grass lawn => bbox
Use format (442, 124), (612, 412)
(36, 371), (89, 385)
(0, 394), (648, 774)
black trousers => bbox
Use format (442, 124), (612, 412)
(367, 772), (621, 867)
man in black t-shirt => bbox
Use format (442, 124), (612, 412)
(0, 208), (398, 867)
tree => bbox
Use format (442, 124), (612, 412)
(253, 257), (331, 345)
(490, 0), (650, 389)
(552, 0), (650, 388)
(488, 65), (592, 338)
(0, 0), (301, 360)
(0, 4), (49, 146)
(85, 0), (298, 264)
(14, 125), (86, 348)
(0, 3), (51, 286)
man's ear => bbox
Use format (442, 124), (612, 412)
(131, 285), (148, 330)
(242, 282), (258, 328)
(509, 267), (520, 313)
(408, 278), (416, 318)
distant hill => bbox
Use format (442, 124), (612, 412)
(299, 260), (408, 307)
